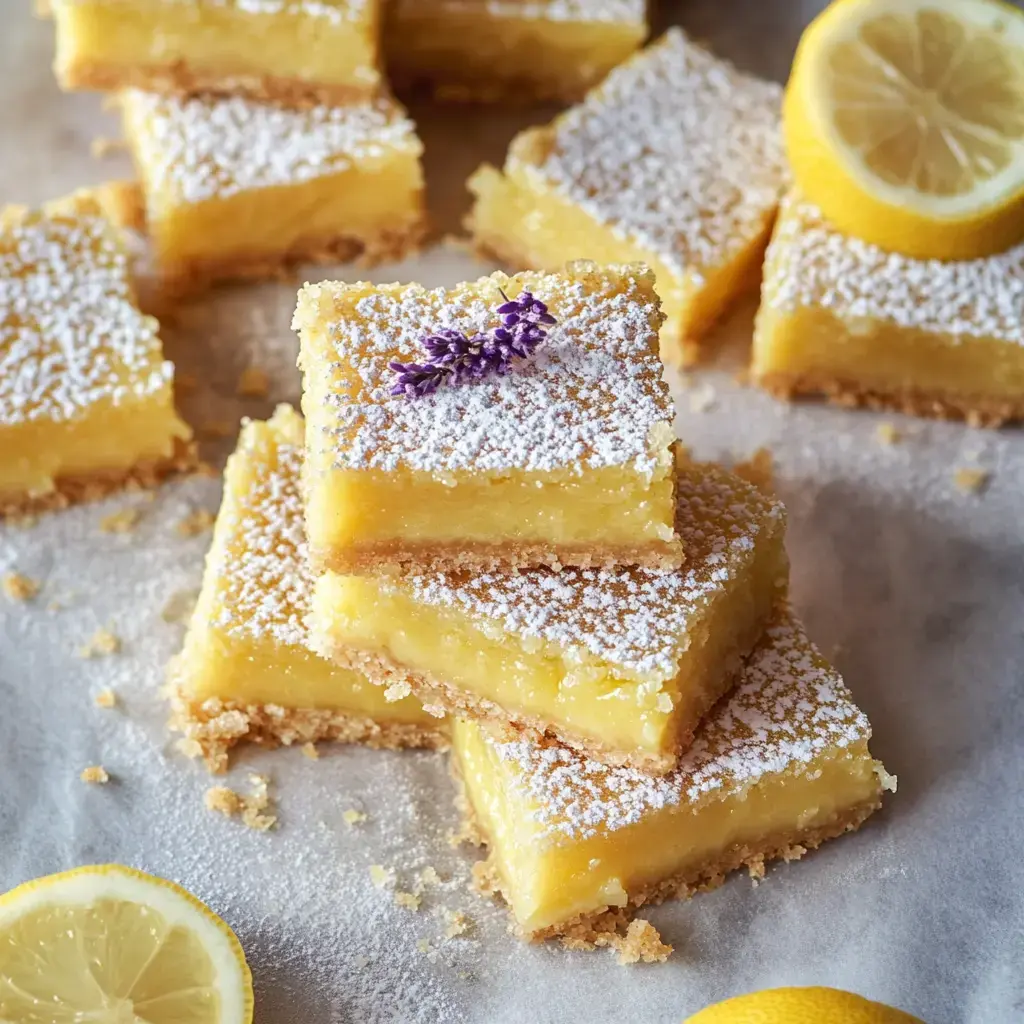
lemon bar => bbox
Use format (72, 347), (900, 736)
(386, 0), (646, 104)
(50, 0), (382, 105)
(0, 191), (192, 518)
(170, 405), (447, 774)
(120, 89), (426, 290)
(752, 193), (1024, 427)
(468, 29), (787, 366)
(311, 461), (786, 774)
(295, 263), (680, 574)
(453, 609), (894, 938)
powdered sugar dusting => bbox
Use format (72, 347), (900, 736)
(386, 463), (783, 676)
(210, 407), (310, 648)
(762, 193), (1024, 346)
(465, 0), (642, 22)
(531, 28), (785, 281)
(492, 611), (872, 842)
(122, 90), (421, 206)
(297, 265), (674, 475)
(0, 202), (174, 426)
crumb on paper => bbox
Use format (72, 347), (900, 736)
(442, 909), (471, 938)
(176, 510), (216, 537)
(175, 736), (204, 761)
(353, 954), (370, 969)
(369, 865), (395, 889)
(100, 507), (142, 534)
(733, 447), (775, 495)
(469, 860), (499, 897)
(417, 866), (441, 889)
(301, 742), (319, 760)
(612, 920), (673, 965)
(94, 688), (117, 709)
(384, 681), (412, 702)
(237, 366), (270, 398)
(161, 588), (199, 624)
(876, 422), (901, 446)
(343, 809), (367, 826)
(90, 136), (125, 159)
(953, 467), (990, 494)
(3, 572), (39, 602)
(394, 890), (422, 911)
(204, 775), (277, 831)
(79, 628), (121, 658)
(422, 703), (446, 719)
(198, 419), (236, 440)
(416, 938), (432, 955)
(80, 765), (110, 785)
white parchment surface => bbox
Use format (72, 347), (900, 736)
(2, 3), (1023, 1022)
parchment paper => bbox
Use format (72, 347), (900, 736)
(2, 3), (1023, 1022)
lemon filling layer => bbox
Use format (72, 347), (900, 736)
(451, 610), (888, 934)
(311, 462), (787, 766)
(53, 1), (379, 94)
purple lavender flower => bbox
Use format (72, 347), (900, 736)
(390, 289), (557, 399)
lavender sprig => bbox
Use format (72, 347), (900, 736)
(390, 290), (556, 399)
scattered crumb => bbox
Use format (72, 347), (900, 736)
(953, 467), (990, 495)
(417, 866), (441, 889)
(161, 588), (199, 624)
(416, 939), (433, 955)
(733, 447), (775, 495)
(47, 600), (63, 612)
(78, 628), (121, 658)
(611, 920), (673, 965)
(80, 765), (110, 785)
(90, 136), (125, 159)
(204, 775), (277, 831)
(394, 890), (422, 911)
(175, 736), (204, 761)
(384, 681), (412, 702)
(2, 572), (39, 602)
(198, 419), (236, 439)
(688, 381), (717, 413)
(237, 366), (270, 398)
(369, 865), (395, 889)
(100, 507), (142, 534)
(93, 688), (117, 709)
(301, 742), (320, 760)
(470, 860), (499, 897)
(442, 909), (472, 938)
(876, 422), (901, 446)
(422, 703), (446, 719)
(176, 372), (199, 394)
(176, 510), (216, 537)
(343, 809), (367, 826)
(353, 954), (370, 969)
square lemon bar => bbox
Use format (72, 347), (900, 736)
(453, 609), (894, 938)
(50, 0), (382, 105)
(468, 29), (787, 366)
(0, 191), (192, 518)
(753, 193), (1024, 427)
(386, 0), (647, 103)
(170, 405), (447, 774)
(120, 88), (426, 290)
(295, 263), (680, 574)
(311, 461), (787, 774)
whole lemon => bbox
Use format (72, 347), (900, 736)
(684, 986), (925, 1023)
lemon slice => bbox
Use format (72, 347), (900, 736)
(784, 0), (1024, 260)
(684, 986), (924, 1024)
(0, 865), (253, 1024)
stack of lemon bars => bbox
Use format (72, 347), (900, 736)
(171, 260), (895, 952)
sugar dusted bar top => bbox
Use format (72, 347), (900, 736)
(294, 263), (680, 573)
(0, 191), (191, 514)
(453, 610), (893, 937)
(310, 460), (787, 774)
(752, 192), (1024, 426)
(469, 28), (787, 364)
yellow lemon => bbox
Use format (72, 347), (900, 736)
(784, 0), (1024, 260)
(0, 864), (253, 1024)
(684, 986), (925, 1023)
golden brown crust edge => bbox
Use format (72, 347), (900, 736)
(58, 59), (381, 108)
(0, 436), (198, 521)
(315, 640), (680, 776)
(168, 680), (450, 775)
(312, 534), (684, 576)
(755, 370), (1024, 429)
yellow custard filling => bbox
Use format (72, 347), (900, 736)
(451, 611), (890, 935)
(52, 0), (381, 97)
